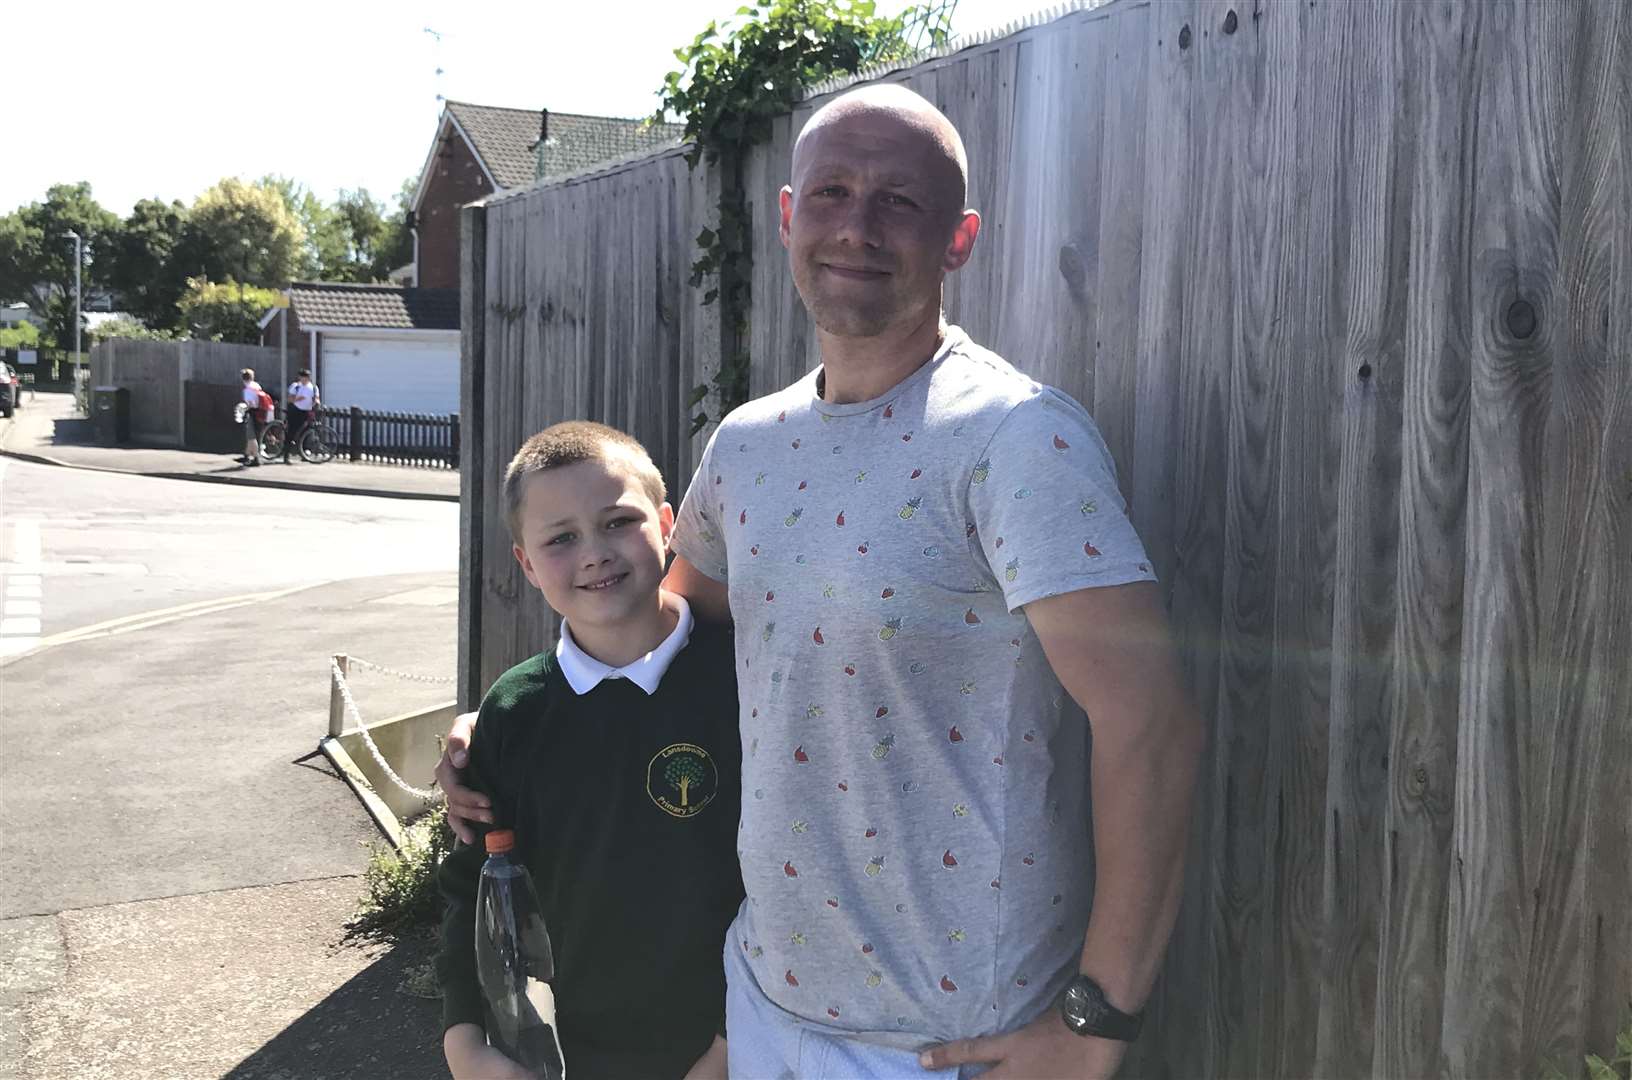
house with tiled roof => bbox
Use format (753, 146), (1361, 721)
(407, 100), (682, 291)
(258, 282), (461, 415)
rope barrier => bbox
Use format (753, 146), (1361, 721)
(347, 657), (457, 685)
(330, 658), (444, 804)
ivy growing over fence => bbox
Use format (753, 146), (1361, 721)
(657, 0), (956, 433)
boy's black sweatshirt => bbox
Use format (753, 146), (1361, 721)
(436, 622), (743, 1079)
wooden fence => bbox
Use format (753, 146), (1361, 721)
(323, 406), (458, 468)
(459, 1), (1632, 1076)
(90, 339), (280, 446)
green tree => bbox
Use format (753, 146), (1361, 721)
(88, 314), (182, 342)
(665, 755), (707, 807)
(104, 198), (191, 332)
(177, 277), (283, 342)
(180, 178), (305, 288)
(0, 322), (41, 349)
(0, 182), (120, 349)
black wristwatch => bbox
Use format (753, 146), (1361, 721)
(1057, 974), (1143, 1042)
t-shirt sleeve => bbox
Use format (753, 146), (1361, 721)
(967, 389), (1157, 612)
(669, 431), (730, 584)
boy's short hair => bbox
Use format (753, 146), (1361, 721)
(504, 422), (666, 543)
(241, 368), (255, 381)
(298, 368), (311, 378)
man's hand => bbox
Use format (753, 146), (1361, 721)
(435, 710), (492, 844)
(444, 1023), (536, 1080)
(682, 1034), (729, 1080)
(918, 1010), (1127, 1079)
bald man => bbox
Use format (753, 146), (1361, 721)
(440, 85), (1202, 1079)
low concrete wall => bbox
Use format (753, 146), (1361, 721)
(329, 700), (455, 843)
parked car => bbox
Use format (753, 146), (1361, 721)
(0, 362), (19, 418)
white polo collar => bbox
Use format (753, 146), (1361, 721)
(555, 596), (693, 696)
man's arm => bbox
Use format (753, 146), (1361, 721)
(664, 553), (731, 625)
(922, 580), (1204, 1078)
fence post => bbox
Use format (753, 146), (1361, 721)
(450, 413), (460, 469)
(350, 405), (362, 462)
(458, 201), (487, 712)
(328, 653), (350, 737)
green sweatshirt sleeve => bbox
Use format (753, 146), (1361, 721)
(433, 696), (508, 1034)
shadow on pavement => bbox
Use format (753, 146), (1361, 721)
(223, 935), (445, 1080)
(48, 413), (95, 446)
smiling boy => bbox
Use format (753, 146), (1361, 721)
(435, 421), (742, 1080)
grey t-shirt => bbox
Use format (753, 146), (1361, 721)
(670, 326), (1156, 1048)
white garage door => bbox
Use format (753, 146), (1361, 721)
(321, 332), (460, 416)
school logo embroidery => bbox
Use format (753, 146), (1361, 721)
(647, 743), (719, 818)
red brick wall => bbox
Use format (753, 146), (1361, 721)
(417, 124), (496, 290)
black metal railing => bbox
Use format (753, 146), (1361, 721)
(318, 407), (460, 469)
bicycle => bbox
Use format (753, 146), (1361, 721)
(260, 410), (339, 463)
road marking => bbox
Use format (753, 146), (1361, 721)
(1, 517), (42, 655)
(0, 581), (328, 664)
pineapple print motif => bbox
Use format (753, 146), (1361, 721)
(1080, 499), (1098, 515)
(872, 733), (896, 760)
(899, 497), (922, 520)
(785, 507), (803, 527)
(972, 459), (991, 484)
(866, 970), (883, 988)
(1005, 557), (1020, 582)
(864, 855), (886, 877)
(879, 617), (903, 641)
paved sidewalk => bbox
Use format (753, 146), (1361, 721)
(0, 391), (458, 502)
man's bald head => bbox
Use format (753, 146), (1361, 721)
(792, 84), (969, 215)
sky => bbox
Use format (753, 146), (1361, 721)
(3, 0), (1047, 219)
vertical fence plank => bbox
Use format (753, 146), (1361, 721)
(1371, 3), (1476, 1075)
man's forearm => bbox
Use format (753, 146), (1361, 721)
(1077, 693), (1203, 1012)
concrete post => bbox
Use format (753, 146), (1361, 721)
(328, 653), (350, 737)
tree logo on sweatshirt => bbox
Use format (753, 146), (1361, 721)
(647, 743), (719, 818)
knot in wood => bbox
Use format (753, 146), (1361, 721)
(1179, 23), (1193, 50)
(1408, 765), (1429, 795)
(1505, 299), (1537, 339)
(1223, 10), (1238, 34)
(1058, 242), (1093, 306)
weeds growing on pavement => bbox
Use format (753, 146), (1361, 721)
(344, 804), (454, 944)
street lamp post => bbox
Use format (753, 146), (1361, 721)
(63, 230), (83, 403)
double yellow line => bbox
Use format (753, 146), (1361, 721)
(1, 582), (326, 663)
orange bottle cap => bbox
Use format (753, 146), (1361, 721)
(484, 829), (515, 854)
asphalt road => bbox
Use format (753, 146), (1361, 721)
(0, 429), (463, 1078)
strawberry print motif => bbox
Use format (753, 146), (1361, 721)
(876, 706), (889, 718)
(798, 480), (808, 490)
(1084, 541), (1102, 558)
(777, 410), (786, 423)
(899, 497), (923, 520)
(872, 733), (895, 760)
(826, 897), (839, 908)
(883, 402), (894, 419)
(1016, 976), (1029, 988)
(786, 970), (799, 987)
(865, 827), (878, 838)
(1053, 434), (1071, 451)
(792, 438), (801, 449)
(835, 510), (846, 527)
(751, 545), (761, 556)
(964, 608), (981, 626)
(837, 781), (848, 791)
(993, 755), (1004, 766)
(784, 861), (798, 877)
(784, 508), (803, 527)
(861, 943), (875, 954)
(1023, 730), (1036, 742)
(942, 849), (959, 868)
(948, 725), (963, 743)
(794, 745), (809, 763)
(766, 590), (775, 602)
(910, 468), (922, 479)
(966, 522), (977, 538)
(740, 509), (747, 524)
(857, 541), (871, 554)
(844, 663), (856, 676)
(828, 1006), (841, 1019)
(879, 618), (902, 640)
(991, 878), (1001, 889)
(881, 587), (895, 599)
(1023, 853), (1036, 866)
(940, 975), (959, 993)
(812, 626), (825, 645)
(865, 855), (886, 877)
(902, 432), (914, 443)
(972, 459), (991, 484)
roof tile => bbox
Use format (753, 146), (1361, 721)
(289, 282), (459, 331)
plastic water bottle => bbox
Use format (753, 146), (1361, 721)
(476, 829), (566, 1079)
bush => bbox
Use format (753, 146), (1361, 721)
(344, 804), (454, 943)
(1543, 1015), (1632, 1080)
